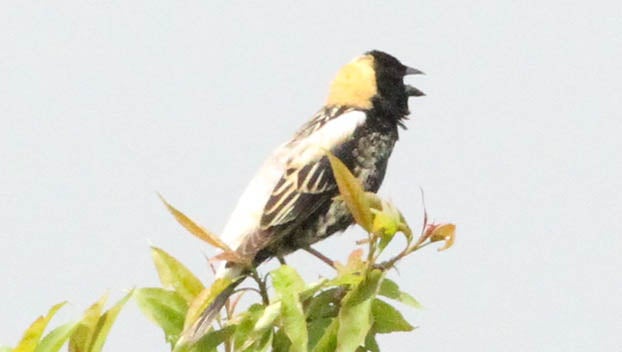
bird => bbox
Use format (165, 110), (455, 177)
(184, 50), (424, 343)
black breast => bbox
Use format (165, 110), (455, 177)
(255, 120), (398, 262)
(351, 126), (398, 192)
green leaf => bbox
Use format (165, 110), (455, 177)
(326, 272), (364, 288)
(271, 266), (308, 352)
(336, 269), (384, 352)
(307, 317), (334, 351)
(378, 279), (422, 309)
(271, 329), (291, 352)
(372, 210), (398, 253)
(69, 293), (108, 352)
(365, 191), (413, 248)
(335, 249), (366, 277)
(305, 288), (342, 320)
(35, 321), (79, 352)
(363, 331), (380, 352)
(236, 301), (281, 351)
(279, 295), (307, 352)
(370, 198), (412, 255)
(135, 288), (187, 346)
(253, 301), (281, 333)
(311, 317), (338, 352)
(88, 290), (133, 352)
(371, 299), (414, 334)
(177, 280), (235, 347)
(186, 325), (235, 352)
(372, 206), (399, 237)
(233, 304), (266, 351)
(271, 265), (305, 295)
(299, 278), (328, 301)
(151, 246), (205, 303)
(246, 330), (273, 352)
(182, 278), (232, 332)
(14, 301), (66, 352)
(326, 151), (373, 232)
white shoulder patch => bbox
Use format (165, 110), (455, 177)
(289, 110), (367, 166)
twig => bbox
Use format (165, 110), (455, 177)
(248, 269), (270, 305)
(303, 247), (336, 268)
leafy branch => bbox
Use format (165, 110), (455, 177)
(2, 152), (455, 352)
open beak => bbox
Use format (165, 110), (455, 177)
(405, 85), (425, 97)
(404, 66), (424, 96)
(405, 66), (424, 75)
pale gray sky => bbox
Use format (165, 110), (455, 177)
(1, 1), (621, 351)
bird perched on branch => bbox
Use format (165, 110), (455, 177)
(186, 50), (424, 343)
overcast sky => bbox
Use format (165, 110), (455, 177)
(1, 1), (621, 351)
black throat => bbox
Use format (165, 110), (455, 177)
(371, 81), (409, 121)
(368, 52), (411, 128)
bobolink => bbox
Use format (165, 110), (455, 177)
(186, 50), (424, 342)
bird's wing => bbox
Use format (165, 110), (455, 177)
(260, 107), (366, 229)
(225, 107), (366, 259)
(260, 155), (334, 227)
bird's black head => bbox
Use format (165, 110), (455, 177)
(367, 50), (424, 120)
(326, 50), (423, 124)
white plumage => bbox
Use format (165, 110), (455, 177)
(215, 110), (367, 280)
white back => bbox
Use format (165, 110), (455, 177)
(218, 110), (367, 256)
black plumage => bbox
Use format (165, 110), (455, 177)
(182, 50), (424, 344)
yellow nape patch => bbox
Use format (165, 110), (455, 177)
(326, 55), (377, 109)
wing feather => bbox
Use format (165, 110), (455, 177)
(260, 108), (366, 230)
(229, 107), (366, 258)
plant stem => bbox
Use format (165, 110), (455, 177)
(303, 247), (336, 268)
(376, 240), (434, 270)
(249, 269), (270, 305)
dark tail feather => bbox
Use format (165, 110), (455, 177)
(183, 279), (241, 344)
